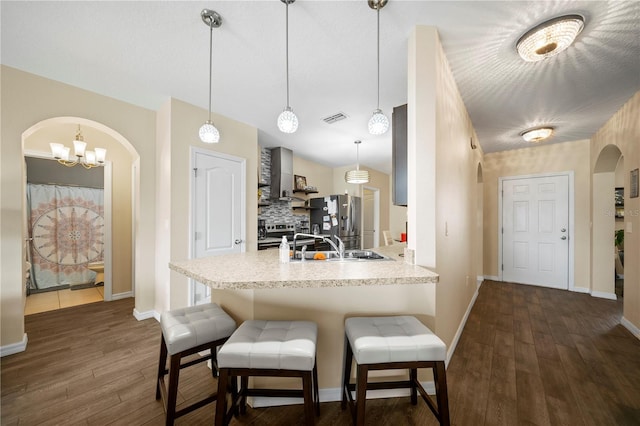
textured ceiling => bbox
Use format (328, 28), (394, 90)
(2, 1), (639, 174)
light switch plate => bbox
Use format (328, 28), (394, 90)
(626, 221), (632, 233)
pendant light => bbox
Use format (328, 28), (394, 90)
(345, 140), (370, 184)
(277, 0), (299, 133)
(199, 9), (222, 143)
(367, 0), (389, 135)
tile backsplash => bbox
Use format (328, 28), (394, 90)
(258, 147), (309, 231)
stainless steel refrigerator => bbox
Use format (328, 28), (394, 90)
(309, 195), (361, 250)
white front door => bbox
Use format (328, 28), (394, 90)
(192, 149), (245, 305)
(502, 175), (569, 289)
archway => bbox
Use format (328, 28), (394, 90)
(592, 144), (623, 300)
(22, 117), (139, 308)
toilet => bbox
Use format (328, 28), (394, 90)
(87, 261), (104, 285)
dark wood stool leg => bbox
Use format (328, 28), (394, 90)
(239, 376), (249, 415)
(355, 364), (368, 426)
(214, 368), (229, 426)
(165, 354), (181, 426)
(210, 346), (219, 378)
(434, 361), (450, 426)
(341, 335), (353, 410)
(156, 335), (168, 400)
(410, 368), (418, 405)
(302, 371), (315, 425)
(313, 361), (320, 416)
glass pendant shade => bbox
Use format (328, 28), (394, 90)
(345, 169), (370, 184)
(521, 127), (554, 142)
(199, 120), (220, 143)
(368, 109), (389, 135)
(517, 15), (584, 62)
(277, 107), (299, 133)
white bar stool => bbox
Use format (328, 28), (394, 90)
(341, 316), (450, 426)
(214, 320), (320, 425)
(155, 303), (236, 426)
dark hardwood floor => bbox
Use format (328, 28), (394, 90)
(2, 281), (639, 425)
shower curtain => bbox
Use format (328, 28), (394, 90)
(27, 183), (104, 290)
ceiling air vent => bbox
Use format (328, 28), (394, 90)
(322, 112), (348, 124)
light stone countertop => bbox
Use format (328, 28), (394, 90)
(169, 243), (438, 290)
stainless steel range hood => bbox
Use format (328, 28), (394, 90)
(270, 147), (304, 201)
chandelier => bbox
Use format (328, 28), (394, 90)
(50, 125), (106, 169)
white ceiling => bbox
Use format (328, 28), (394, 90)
(2, 1), (639, 174)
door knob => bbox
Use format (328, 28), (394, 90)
(234, 239), (243, 245)
(561, 236), (567, 240)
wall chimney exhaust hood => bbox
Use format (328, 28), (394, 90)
(270, 147), (304, 201)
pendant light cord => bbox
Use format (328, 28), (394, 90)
(285, 2), (290, 108)
(376, 6), (380, 110)
(207, 19), (213, 121)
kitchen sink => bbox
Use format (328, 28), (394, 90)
(292, 250), (390, 262)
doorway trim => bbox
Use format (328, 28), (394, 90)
(24, 150), (114, 300)
(498, 171), (576, 291)
(362, 186), (380, 248)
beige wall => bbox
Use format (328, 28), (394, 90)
(407, 26), (483, 350)
(590, 91), (640, 331)
(24, 123), (134, 296)
(331, 165), (391, 247)
(1, 66), (157, 350)
(165, 98), (259, 310)
(482, 139), (591, 290)
(293, 155), (333, 198)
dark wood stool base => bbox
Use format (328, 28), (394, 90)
(215, 361), (320, 426)
(155, 335), (229, 426)
(341, 336), (450, 426)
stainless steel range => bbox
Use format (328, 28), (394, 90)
(257, 223), (295, 250)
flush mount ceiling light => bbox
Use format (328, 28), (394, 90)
(50, 125), (106, 169)
(345, 140), (370, 184)
(277, 0), (299, 134)
(516, 14), (584, 62)
(520, 127), (554, 143)
(367, 0), (389, 135)
(199, 9), (222, 143)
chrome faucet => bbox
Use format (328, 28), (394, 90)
(292, 233), (344, 260)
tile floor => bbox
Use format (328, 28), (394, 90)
(25, 286), (104, 315)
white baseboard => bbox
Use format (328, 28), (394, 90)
(621, 317), (640, 340)
(446, 286), (480, 366)
(112, 291), (133, 300)
(0, 333), (28, 357)
(591, 291), (617, 300)
(484, 275), (500, 281)
(476, 276), (484, 289)
(133, 308), (157, 321)
(571, 287), (590, 294)
(249, 381), (436, 408)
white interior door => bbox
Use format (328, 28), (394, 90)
(502, 175), (569, 289)
(192, 149), (245, 305)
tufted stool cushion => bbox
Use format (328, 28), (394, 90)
(218, 320), (318, 371)
(161, 303), (236, 356)
(215, 320), (320, 425)
(345, 315), (446, 364)
(342, 315), (450, 425)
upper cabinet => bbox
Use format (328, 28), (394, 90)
(392, 104), (408, 206)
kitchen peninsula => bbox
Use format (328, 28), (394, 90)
(169, 244), (439, 394)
